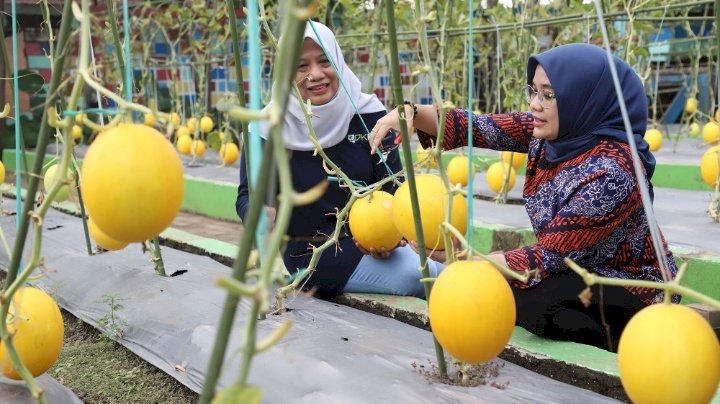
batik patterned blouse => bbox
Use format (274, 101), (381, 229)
(418, 109), (678, 304)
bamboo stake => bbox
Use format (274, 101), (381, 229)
(387, 0), (448, 379)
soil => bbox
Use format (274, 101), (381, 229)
(48, 310), (198, 404)
(0, 272), (197, 403)
(411, 359), (509, 390)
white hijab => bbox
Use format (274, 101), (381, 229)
(261, 21), (386, 151)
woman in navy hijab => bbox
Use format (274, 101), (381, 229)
(370, 43), (678, 351)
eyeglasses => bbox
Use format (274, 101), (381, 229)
(524, 84), (556, 109)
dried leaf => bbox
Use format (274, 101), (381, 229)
(578, 287), (592, 308)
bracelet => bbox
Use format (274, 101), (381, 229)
(403, 101), (418, 118)
(395, 101), (418, 119)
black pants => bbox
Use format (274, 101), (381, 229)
(513, 270), (646, 352)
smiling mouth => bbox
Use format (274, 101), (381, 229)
(308, 84), (328, 93)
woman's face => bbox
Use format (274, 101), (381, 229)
(295, 39), (339, 105)
(529, 65), (559, 141)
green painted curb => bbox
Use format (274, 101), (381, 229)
(160, 227), (238, 259)
(183, 175), (239, 222)
(670, 246), (720, 304)
(652, 163), (710, 191)
(333, 292), (621, 377)
(508, 326), (619, 375)
(1, 149), (59, 171)
(401, 151), (712, 191)
(469, 221), (536, 255)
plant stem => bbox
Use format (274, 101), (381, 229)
(4, 0), (72, 286)
(73, 164), (93, 255)
(199, 134), (274, 403)
(1, 217), (55, 404)
(565, 258), (720, 310)
(275, 185), (352, 303)
(237, 0), (310, 385)
(226, 0), (252, 187)
(72, 3), (153, 119)
(387, 0), (447, 379)
(0, 1), (7, 137)
(151, 237), (167, 276)
(106, 0), (126, 80)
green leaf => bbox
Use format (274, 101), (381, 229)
(17, 69), (45, 94)
(212, 384), (262, 404)
(207, 132), (222, 152)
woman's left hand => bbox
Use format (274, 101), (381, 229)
(369, 105), (413, 155)
(354, 238), (407, 259)
(407, 237), (463, 263)
(486, 252), (508, 267)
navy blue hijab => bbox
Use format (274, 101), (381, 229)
(527, 44), (655, 179)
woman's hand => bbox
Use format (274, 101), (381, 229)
(354, 238), (407, 259)
(369, 105), (414, 155)
(407, 237), (462, 263)
(481, 252), (516, 281)
(264, 207), (276, 232)
(486, 252), (508, 267)
(370, 103), (439, 155)
(408, 240), (447, 262)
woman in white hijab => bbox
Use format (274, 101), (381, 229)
(236, 21), (444, 298)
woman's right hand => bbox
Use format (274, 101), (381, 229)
(354, 238), (407, 259)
